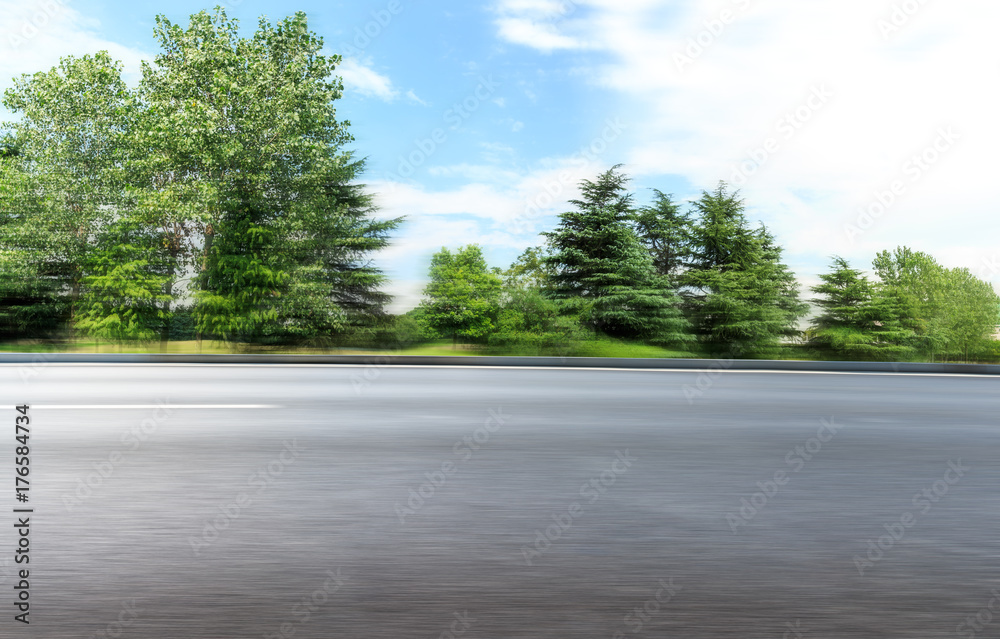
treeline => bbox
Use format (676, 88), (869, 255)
(810, 249), (1000, 362)
(0, 9), (398, 348)
(0, 9), (997, 362)
(410, 167), (1000, 362)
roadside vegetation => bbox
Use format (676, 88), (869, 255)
(1, 9), (997, 362)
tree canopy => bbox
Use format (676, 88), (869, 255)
(420, 245), (502, 343)
(542, 166), (692, 348)
(681, 184), (807, 356)
(0, 9), (399, 348)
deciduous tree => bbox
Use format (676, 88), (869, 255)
(420, 245), (502, 343)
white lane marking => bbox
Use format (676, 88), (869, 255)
(1, 404), (281, 410)
(0, 363), (997, 378)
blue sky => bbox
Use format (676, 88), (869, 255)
(3, 0), (999, 310)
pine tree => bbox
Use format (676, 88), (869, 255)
(543, 166), (691, 348)
(809, 256), (915, 360)
(682, 183), (805, 356)
(632, 189), (692, 285)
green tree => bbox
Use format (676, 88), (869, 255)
(632, 189), (692, 285)
(271, 155), (400, 346)
(1, 52), (140, 343)
(872, 247), (952, 360)
(938, 267), (1000, 361)
(542, 166), (691, 348)
(873, 247), (999, 361)
(809, 256), (915, 360)
(1, 12), (399, 348)
(502, 246), (554, 291)
(0, 144), (66, 340)
(682, 183), (805, 356)
(420, 245), (502, 344)
(139, 8), (395, 345)
(758, 227), (809, 341)
(489, 246), (589, 353)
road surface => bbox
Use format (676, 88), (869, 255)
(1, 363), (997, 638)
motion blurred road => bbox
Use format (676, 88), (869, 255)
(2, 363), (998, 637)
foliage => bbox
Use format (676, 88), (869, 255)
(420, 245), (502, 343)
(542, 166), (692, 348)
(1, 52), (136, 342)
(809, 256), (915, 360)
(632, 189), (692, 285)
(682, 183), (806, 356)
(0, 9), (398, 346)
(872, 247), (999, 362)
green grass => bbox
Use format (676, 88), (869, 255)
(0, 338), (692, 358)
(0, 338), (995, 364)
(0, 339), (269, 354)
(388, 343), (484, 356)
(549, 339), (694, 359)
(0, 339), (492, 357)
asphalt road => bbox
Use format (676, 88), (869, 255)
(1, 363), (997, 638)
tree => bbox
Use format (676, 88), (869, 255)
(938, 267), (1000, 361)
(0, 144), (68, 340)
(632, 189), (692, 285)
(1, 52), (140, 343)
(542, 166), (691, 348)
(488, 246), (589, 353)
(684, 183), (758, 274)
(502, 246), (554, 291)
(809, 256), (915, 360)
(420, 245), (502, 344)
(758, 226), (809, 341)
(272, 154), (400, 346)
(872, 247), (952, 360)
(138, 8), (400, 345)
(73, 246), (171, 345)
(873, 247), (999, 361)
(0, 9), (400, 347)
(682, 183), (805, 356)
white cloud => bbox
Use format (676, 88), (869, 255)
(384, 279), (426, 313)
(495, 17), (586, 52)
(371, 149), (614, 228)
(492, 0), (598, 52)
(0, 0), (151, 118)
(338, 58), (399, 102)
(492, 0), (1000, 283)
(426, 163), (522, 183)
(368, 153), (626, 309)
(405, 89), (428, 106)
(496, 0), (576, 19)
